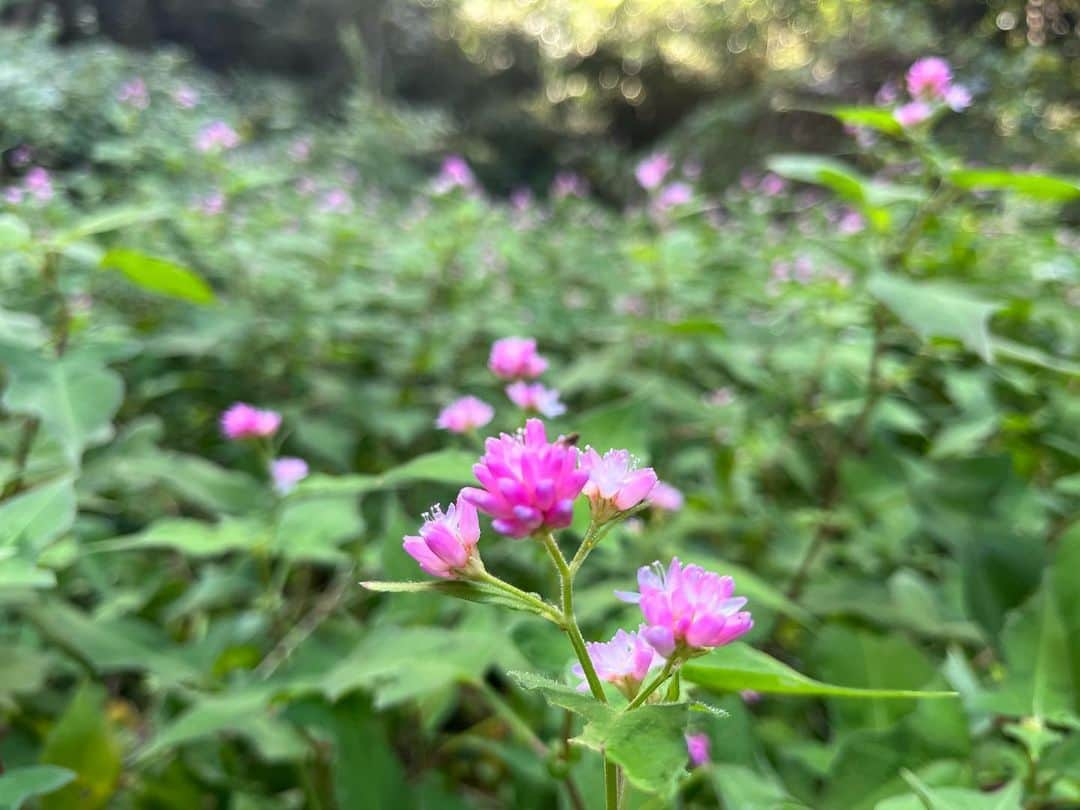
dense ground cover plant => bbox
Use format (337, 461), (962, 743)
(1, 34), (1079, 810)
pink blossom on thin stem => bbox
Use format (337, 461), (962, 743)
(173, 86), (200, 109)
(573, 626), (664, 697)
(196, 121), (240, 152)
(647, 481), (683, 512)
(436, 396), (495, 433)
(636, 153), (673, 190)
(506, 382), (566, 418)
(580, 448), (657, 521)
(906, 57), (952, 100)
(686, 733), (711, 767)
(462, 418), (588, 538)
(271, 457), (309, 494)
(220, 403), (281, 440)
(433, 155), (475, 193)
(24, 167), (53, 202)
(403, 495), (482, 579)
(618, 558), (753, 658)
(488, 337), (548, 380)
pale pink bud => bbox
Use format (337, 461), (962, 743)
(403, 495), (482, 579)
(635, 153), (673, 190)
(686, 733), (710, 767)
(506, 382), (566, 418)
(647, 481), (683, 512)
(436, 396), (494, 433)
(580, 448), (657, 520)
(270, 457), (308, 494)
(894, 101), (932, 128)
(488, 337), (548, 380)
(220, 402), (281, 440)
(906, 57), (952, 100)
(573, 626), (664, 698)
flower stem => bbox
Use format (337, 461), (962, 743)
(625, 658), (676, 711)
(474, 569), (563, 625)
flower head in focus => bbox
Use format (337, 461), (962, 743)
(220, 403), (281, 440)
(685, 733), (711, 767)
(636, 153), (673, 190)
(573, 626), (664, 697)
(403, 495), (483, 579)
(488, 337), (548, 380)
(462, 419), (588, 538)
(437, 396), (495, 433)
(647, 481), (683, 512)
(906, 57), (952, 100)
(506, 382), (566, 418)
(619, 558), (753, 658)
(271, 457), (309, 494)
(580, 448), (657, 521)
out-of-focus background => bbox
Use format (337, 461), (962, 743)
(1, 2), (1079, 809)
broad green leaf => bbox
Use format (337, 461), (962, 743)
(90, 517), (266, 558)
(0, 766), (74, 810)
(0, 350), (123, 466)
(710, 764), (809, 809)
(40, 684), (122, 810)
(360, 580), (559, 621)
(51, 206), (166, 245)
(768, 155), (923, 212)
(272, 494), (360, 563)
(24, 602), (203, 687)
(575, 398), (651, 462)
(992, 338), (1080, 377)
(682, 643), (956, 700)
(0, 557), (55, 590)
(137, 687), (307, 763)
(948, 169), (1080, 202)
(0, 478), (75, 553)
(973, 576), (1076, 723)
(101, 249), (215, 304)
(294, 449), (476, 497)
(868, 273), (1001, 362)
(1052, 523), (1080, 713)
(828, 105), (903, 136)
(875, 771), (1022, 810)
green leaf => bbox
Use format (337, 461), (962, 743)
(868, 273), (1001, 362)
(0, 213), (32, 251)
(51, 206), (167, 245)
(294, 449), (476, 496)
(992, 338), (1080, 377)
(0, 766), (74, 810)
(39, 684), (122, 810)
(828, 105), (903, 136)
(137, 687), (308, 763)
(709, 764), (809, 809)
(0, 557), (56, 590)
(0, 478), (75, 553)
(90, 517), (266, 558)
(101, 249), (215, 304)
(360, 580), (558, 621)
(682, 643), (956, 700)
(575, 398), (651, 462)
(1, 350), (123, 466)
(272, 495), (360, 564)
(948, 169), (1080, 202)
(876, 771), (1023, 810)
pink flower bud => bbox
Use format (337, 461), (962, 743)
(436, 396), (495, 433)
(462, 419), (588, 538)
(403, 495), (482, 579)
(580, 448), (657, 521)
(635, 153), (673, 190)
(894, 101), (932, 128)
(488, 337), (549, 380)
(220, 403), (281, 440)
(685, 733), (711, 767)
(271, 457), (308, 494)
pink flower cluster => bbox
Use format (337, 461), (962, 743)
(118, 77), (149, 109)
(619, 558), (753, 657)
(462, 419), (587, 537)
(437, 396), (494, 433)
(506, 381), (565, 418)
(3, 167), (53, 205)
(888, 57), (972, 129)
(196, 121), (240, 153)
(433, 155), (476, 193)
(490, 337), (548, 380)
(573, 626), (663, 696)
(403, 495), (482, 579)
(220, 402), (281, 440)
(580, 448), (657, 521)
(551, 171), (588, 200)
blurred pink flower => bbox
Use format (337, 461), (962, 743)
(433, 154), (475, 193)
(10, 146), (32, 168)
(648, 481), (683, 512)
(296, 177), (317, 196)
(739, 171), (758, 191)
(462, 418), (588, 538)
(895, 101), (932, 128)
(759, 173), (786, 196)
(270, 457), (309, 494)
(906, 57), (952, 100)
(706, 387), (735, 407)
(3, 186), (23, 205)
(580, 448), (657, 520)
(875, 81), (899, 106)
(510, 187), (533, 212)
(118, 77), (149, 109)
(318, 188), (353, 214)
(793, 256), (815, 284)
(24, 167), (53, 202)
(837, 209), (865, 234)
(488, 337), (548, 380)
(655, 182), (693, 210)
(770, 261), (792, 283)
(552, 171), (588, 199)
(403, 495), (482, 579)
(573, 627), (664, 697)
(945, 84), (973, 111)
(619, 558), (753, 657)
(436, 396), (495, 433)
(506, 381), (566, 418)
(220, 403), (281, 440)
(740, 689), (762, 704)
(196, 121), (240, 152)
(195, 190), (225, 216)
(635, 153), (673, 190)
(289, 138), (312, 162)
(172, 85), (200, 109)
(686, 733), (711, 767)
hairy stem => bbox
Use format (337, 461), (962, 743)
(625, 658), (676, 711)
